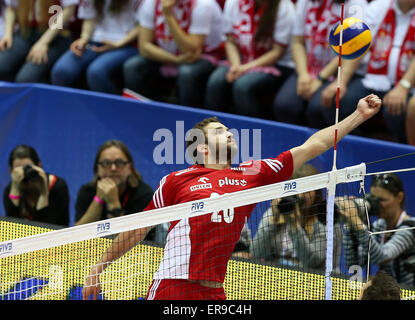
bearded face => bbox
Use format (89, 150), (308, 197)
(204, 122), (238, 165)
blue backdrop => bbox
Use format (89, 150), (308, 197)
(0, 81), (414, 229)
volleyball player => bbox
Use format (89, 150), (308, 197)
(83, 94), (382, 300)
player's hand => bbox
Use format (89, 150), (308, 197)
(83, 267), (101, 300)
(70, 38), (88, 57)
(321, 81), (347, 108)
(383, 85), (408, 116)
(356, 94), (382, 121)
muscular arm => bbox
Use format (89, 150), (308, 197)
(290, 94), (381, 171)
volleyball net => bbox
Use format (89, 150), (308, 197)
(1, 162), (415, 300)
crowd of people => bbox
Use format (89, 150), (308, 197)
(0, 0), (415, 145)
(1, 0), (414, 299)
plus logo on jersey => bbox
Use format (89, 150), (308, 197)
(218, 177), (248, 188)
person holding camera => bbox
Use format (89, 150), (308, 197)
(340, 173), (415, 287)
(250, 164), (343, 272)
(3, 145), (70, 226)
(75, 140), (154, 226)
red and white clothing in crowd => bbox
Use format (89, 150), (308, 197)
(78, 0), (142, 43)
(138, 0), (224, 56)
(144, 150), (294, 299)
(293, 0), (367, 79)
(362, 0), (415, 91)
(6, 0), (79, 28)
(223, 0), (295, 73)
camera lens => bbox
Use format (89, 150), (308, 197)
(23, 165), (40, 182)
(364, 194), (380, 217)
(277, 195), (300, 215)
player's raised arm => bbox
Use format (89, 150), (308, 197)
(290, 94), (382, 171)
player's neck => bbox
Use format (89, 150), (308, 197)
(203, 155), (231, 170)
(203, 163), (231, 170)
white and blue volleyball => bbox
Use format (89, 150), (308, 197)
(329, 17), (372, 60)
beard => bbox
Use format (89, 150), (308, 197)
(210, 140), (238, 165)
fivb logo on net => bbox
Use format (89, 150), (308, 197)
(153, 121), (261, 171)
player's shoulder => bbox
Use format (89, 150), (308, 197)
(161, 166), (203, 184)
(238, 150), (292, 170)
(171, 166), (202, 177)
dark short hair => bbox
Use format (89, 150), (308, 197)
(91, 140), (142, 187)
(361, 270), (401, 300)
(371, 173), (405, 209)
(8, 145), (41, 168)
(185, 116), (221, 164)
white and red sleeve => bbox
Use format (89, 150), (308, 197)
(142, 174), (175, 212)
(240, 150), (294, 186)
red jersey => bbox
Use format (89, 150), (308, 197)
(144, 150), (294, 283)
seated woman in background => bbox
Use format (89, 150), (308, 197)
(250, 164), (343, 272)
(3, 145), (70, 227)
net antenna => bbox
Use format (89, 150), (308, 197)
(325, 1), (345, 300)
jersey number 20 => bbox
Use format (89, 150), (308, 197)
(210, 192), (234, 223)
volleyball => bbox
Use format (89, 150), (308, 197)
(329, 17), (372, 60)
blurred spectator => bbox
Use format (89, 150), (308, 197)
(272, 0), (367, 127)
(319, 0), (415, 142)
(75, 140), (153, 226)
(0, 0), (6, 38)
(51, 0), (141, 94)
(340, 173), (415, 287)
(3, 145), (70, 227)
(205, 0), (295, 119)
(232, 222), (252, 259)
(0, 0), (78, 83)
(250, 164), (343, 272)
(123, 0), (224, 107)
(359, 270), (401, 300)
(404, 85), (415, 145)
